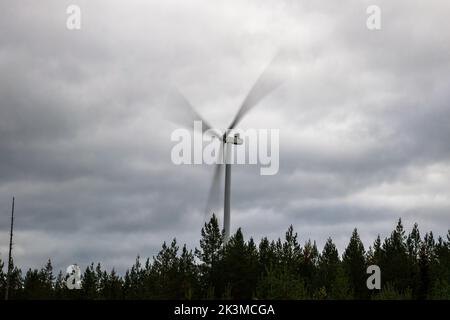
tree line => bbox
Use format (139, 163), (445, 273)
(1, 216), (449, 299)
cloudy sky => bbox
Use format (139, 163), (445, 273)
(1, 0), (449, 273)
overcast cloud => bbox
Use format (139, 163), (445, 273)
(1, 0), (449, 273)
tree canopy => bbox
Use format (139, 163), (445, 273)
(1, 215), (449, 300)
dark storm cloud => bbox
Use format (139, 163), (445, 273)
(1, 0), (449, 272)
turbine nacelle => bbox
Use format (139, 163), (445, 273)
(224, 133), (243, 145)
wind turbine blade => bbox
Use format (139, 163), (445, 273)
(166, 87), (221, 138)
(204, 144), (224, 220)
(228, 52), (285, 130)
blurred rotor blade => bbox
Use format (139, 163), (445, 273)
(204, 144), (224, 220)
(228, 52), (285, 130)
(165, 87), (221, 138)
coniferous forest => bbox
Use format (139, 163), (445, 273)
(1, 216), (449, 300)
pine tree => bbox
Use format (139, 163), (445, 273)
(195, 214), (224, 298)
(2, 259), (22, 299)
(417, 232), (435, 298)
(258, 237), (277, 276)
(142, 258), (155, 299)
(54, 270), (68, 299)
(256, 264), (308, 299)
(0, 258), (5, 298)
(318, 238), (340, 297)
(9, 266), (23, 299)
(373, 282), (412, 300)
(407, 223), (421, 260)
(429, 231), (450, 299)
(246, 237), (260, 297)
(342, 229), (367, 299)
(6, 220), (450, 300)
(380, 219), (411, 294)
(104, 269), (123, 299)
(122, 269), (132, 298)
(23, 268), (40, 299)
(130, 257), (144, 298)
(221, 228), (258, 299)
(21, 261), (54, 300)
(330, 264), (352, 299)
(178, 244), (199, 299)
(369, 235), (382, 265)
(82, 263), (98, 299)
(407, 223), (422, 298)
(300, 239), (319, 295)
(151, 239), (180, 299)
(282, 225), (302, 270)
(41, 259), (54, 298)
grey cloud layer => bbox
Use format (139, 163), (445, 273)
(0, 0), (449, 272)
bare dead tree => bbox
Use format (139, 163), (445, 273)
(5, 197), (15, 300)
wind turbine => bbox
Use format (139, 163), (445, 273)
(168, 53), (285, 242)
